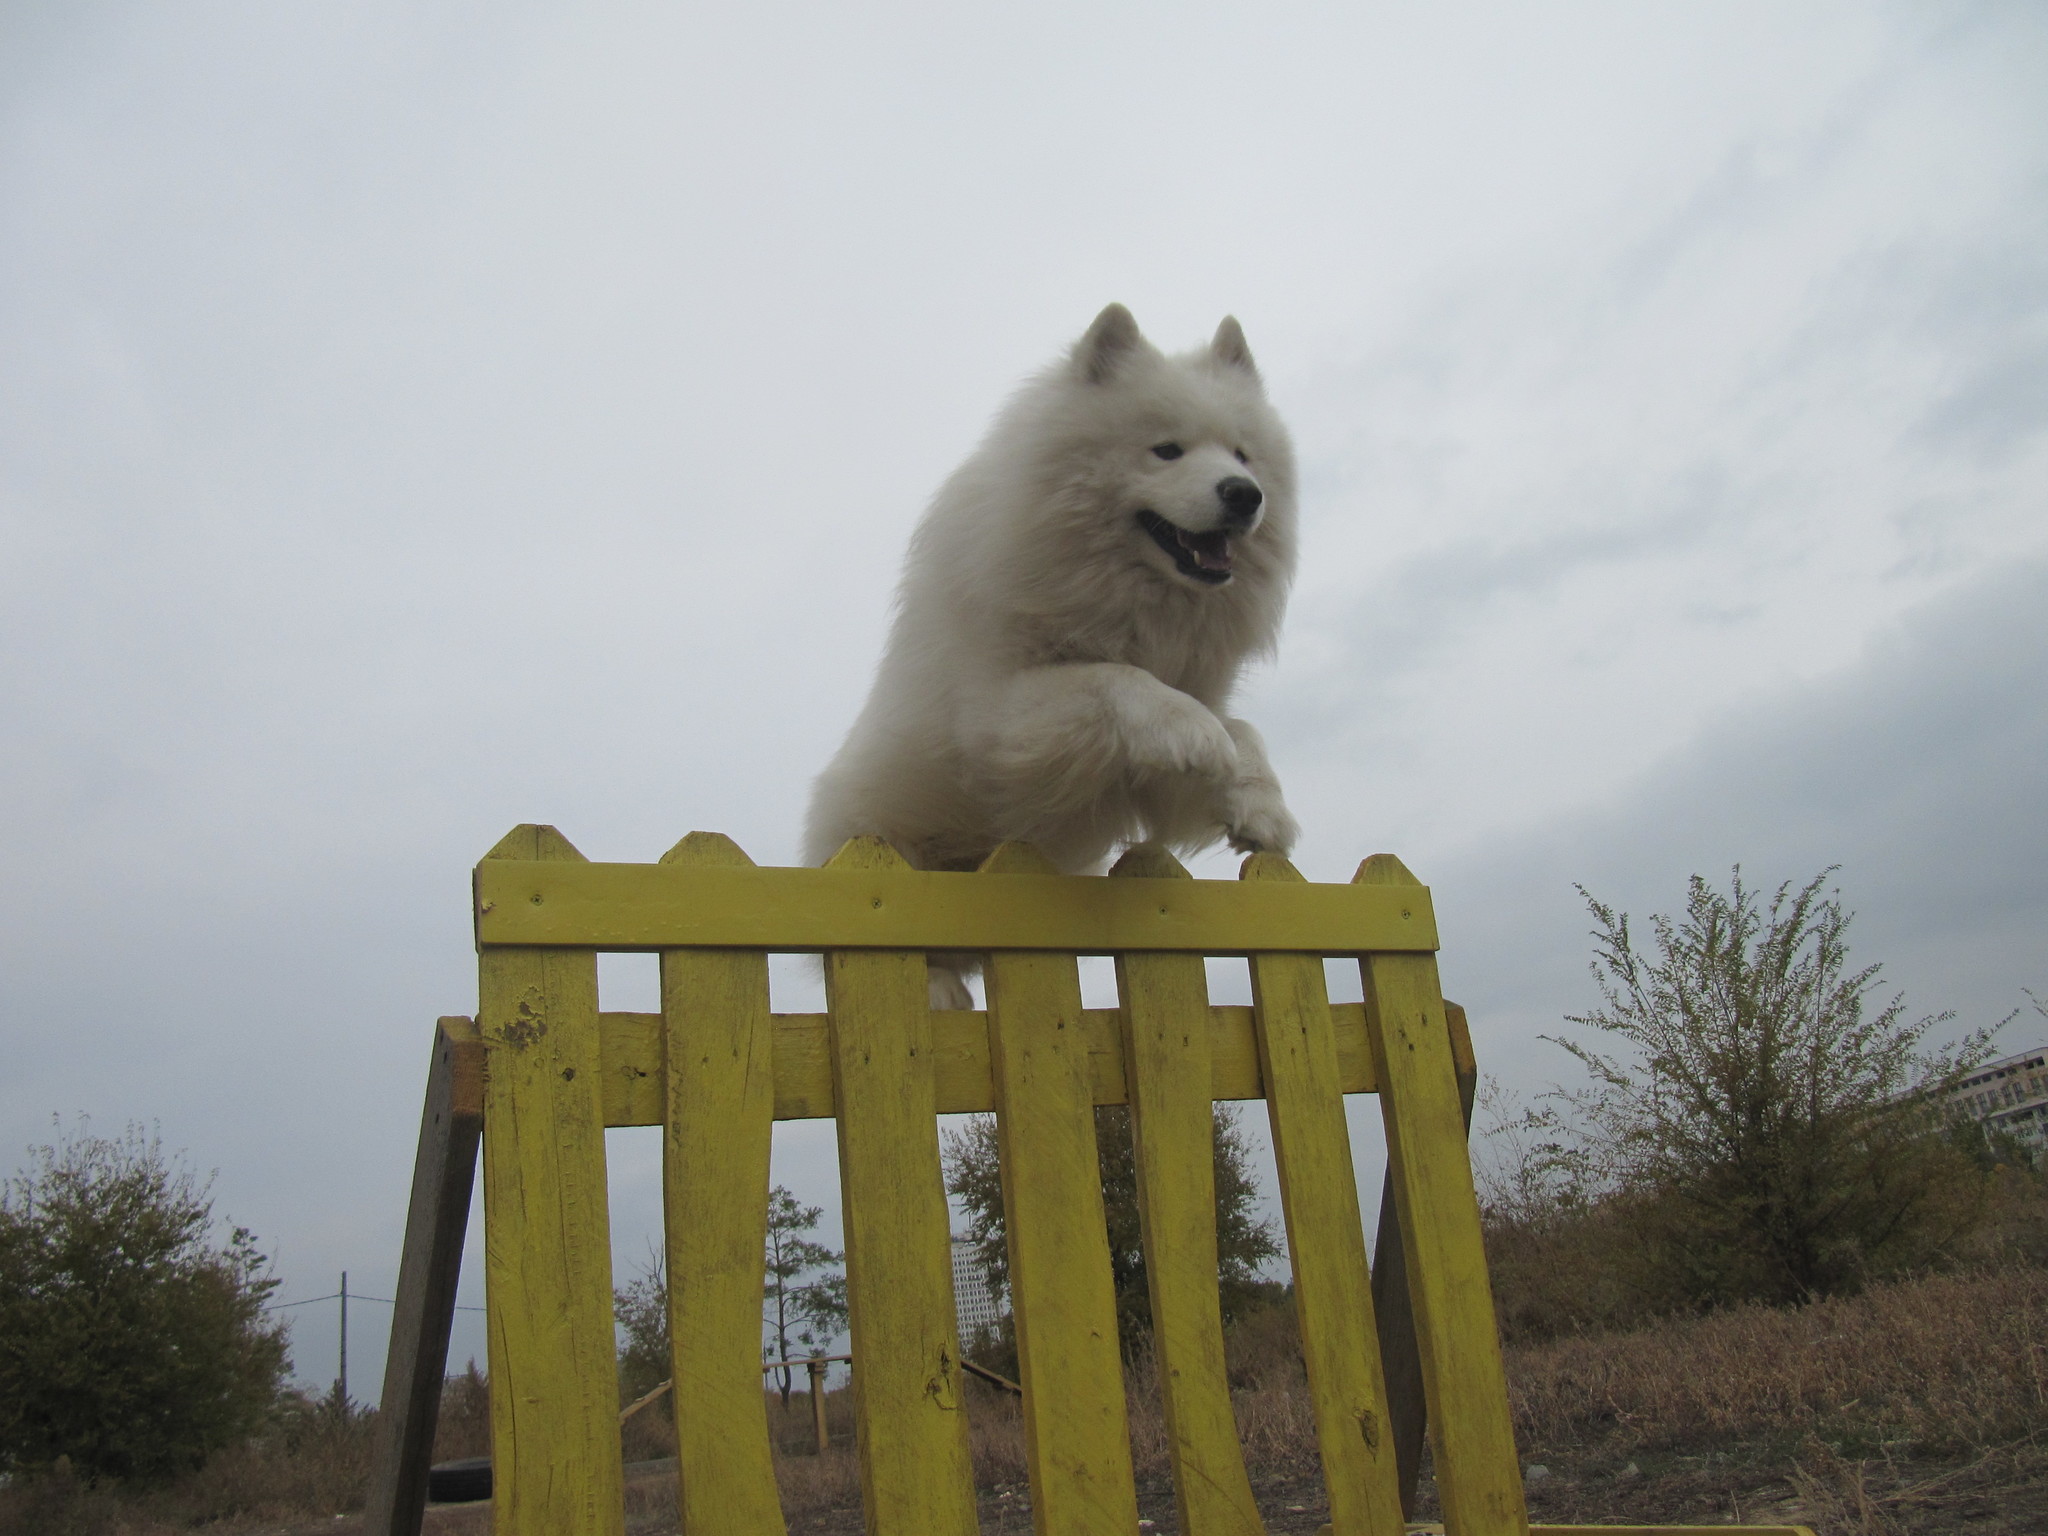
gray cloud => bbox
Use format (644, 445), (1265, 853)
(1437, 555), (2048, 1089)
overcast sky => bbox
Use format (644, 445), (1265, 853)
(4, 2), (2043, 1403)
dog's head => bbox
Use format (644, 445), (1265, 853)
(1054, 303), (1297, 594)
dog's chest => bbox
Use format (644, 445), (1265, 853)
(1031, 603), (1237, 701)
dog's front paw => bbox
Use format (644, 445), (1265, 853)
(927, 967), (975, 1011)
(1224, 779), (1300, 856)
(1124, 695), (1241, 783)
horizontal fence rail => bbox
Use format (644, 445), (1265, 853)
(473, 856), (1440, 954)
(441, 1002), (1380, 1124)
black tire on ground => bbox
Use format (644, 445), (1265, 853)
(427, 1456), (493, 1503)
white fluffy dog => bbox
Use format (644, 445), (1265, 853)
(804, 304), (1300, 1004)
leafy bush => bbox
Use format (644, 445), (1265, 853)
(0, 1121), (289, 1482)
(1513, 869), (1998, 1318)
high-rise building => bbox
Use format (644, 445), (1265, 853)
(1950, 1046), (2048, 1154)
(951, 1237), (1005, 1342)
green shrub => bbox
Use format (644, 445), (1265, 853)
(0, 1121), (290, 1482)
(1529, 869), (1998, 1315)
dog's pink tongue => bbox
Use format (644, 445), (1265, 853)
(1180, 529), (1234, 571)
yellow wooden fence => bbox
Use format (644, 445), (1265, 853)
(365, 825), (1814, 1536)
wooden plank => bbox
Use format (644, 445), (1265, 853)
(1322, 1529), (1815, 1536)
(1374, 1002), (1478, 1520)
(1111, 845), (1262, 1536)
(475, 854), (1438, 955)
(477, 826), (624, 1536)
(1242, 855), (1405, 1536)
(979, 844), (1142, 1535)
(821, 838), (978, 1536)
(657, 833), (786, 1536)
(364, 1017), (484, 1536)
(596, 1002), (1377, 1126)
(1327, 1527), (1813, 1536)
(1356, 856), (1526, 1536)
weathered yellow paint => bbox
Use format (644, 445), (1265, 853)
(595, 1000), (1377, 1126)
(657, 833), (785, 1535)
(820, 838), (977, 1536)
(1243, 853), (1405, 1536)
(474, 852), (1438, 954)
(979, 842), (1142, 1536)
(1356, 854), (1527, 1536)
(1327, 1527), (1814, 1535)
(1111, 844), (1263, 1536)
(459, 826), (1748, 1536)
(478, 825), (624, 1536)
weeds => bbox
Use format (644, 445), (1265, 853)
(7, 1263), (2048, 1533)
(1508, 1266), (2048, 1461)
(0, 1390), (373, 1535)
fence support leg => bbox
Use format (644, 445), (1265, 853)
(364, 1018), (485, 1536)
(809, 1359), (829, 1453)
(1371, 1001), (1478, 1521)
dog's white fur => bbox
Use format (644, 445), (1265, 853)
(803, 305), (1300, 1004)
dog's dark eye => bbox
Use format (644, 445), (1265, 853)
(1151, 443), (1183, 461)
(1234, 448), (1250, 464)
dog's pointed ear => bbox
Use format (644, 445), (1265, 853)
(1211, 315), (1259, 378)
(1073, 303), (1146, 383)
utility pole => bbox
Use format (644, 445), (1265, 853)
(338, 1271), (349, 1410)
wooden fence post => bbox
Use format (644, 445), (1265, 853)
(363, 1018), (483, 1536)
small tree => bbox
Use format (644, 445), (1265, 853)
(762, 1187), (847, 1407)
(1546, 868), (1998, 1308)
(612, 1189), (849, 1410)
(613, 1247), (670, 1404)
(0, 1120), (289, 1481)
(944, 1102), (1280, 1350)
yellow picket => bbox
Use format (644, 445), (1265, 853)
(820, 837), (978, 1536)
(477, 825), (624, 1536)
(1111, 844), (1263, 1536)
(980, 842), (1142, 1535)
(1243, 853), (1405, 1536)
(1356, 854), (1527, 1536)
(658, 833), (785, 1535)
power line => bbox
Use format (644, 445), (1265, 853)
(267, 1291), (483, 1312)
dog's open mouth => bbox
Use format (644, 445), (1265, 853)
(1136, 510), (1234, 585)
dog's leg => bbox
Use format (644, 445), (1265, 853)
(1218, 717), (1300, 855)
(972, 663), (1241, 833)
(926, 958), (976, 1011)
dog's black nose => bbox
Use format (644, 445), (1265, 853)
(1216, 476), (1263, 526)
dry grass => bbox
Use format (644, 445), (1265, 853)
(0, 1395), (376, 1535)
(10, 1265), (2048, 1533)
(1508, 1265), (2048, 1462)
(1482, 1265), (2048, 1534)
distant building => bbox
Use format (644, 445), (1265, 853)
(951, 1237), (1005, 1341)
(1950, 1046), (2048, 1155)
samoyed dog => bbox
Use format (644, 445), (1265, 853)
(803, 304), (1300, 1005)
